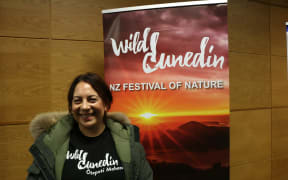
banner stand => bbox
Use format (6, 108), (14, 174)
(103, 1), (229, 179)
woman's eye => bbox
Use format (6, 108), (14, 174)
(89, 98), (97, 103)
(73, 99), (81, 104)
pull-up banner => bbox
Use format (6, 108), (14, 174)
(286, 22), (288, 79)
(103, 1), (229, 179)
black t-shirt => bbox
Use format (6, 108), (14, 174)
(62, 124), (125, 180)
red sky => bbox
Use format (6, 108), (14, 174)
(103, 3), (229, 122)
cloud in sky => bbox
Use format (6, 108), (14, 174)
(104, 4), (228, 75)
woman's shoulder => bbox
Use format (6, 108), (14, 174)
(106, 112), (131, 125)
(106, 112), (140, 140)
(29, 112), (70, 139)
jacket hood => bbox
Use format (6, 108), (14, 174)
(29, 112), (131, 139)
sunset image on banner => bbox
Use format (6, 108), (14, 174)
(103, 1), (229, 179)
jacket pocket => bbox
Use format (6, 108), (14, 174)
(27, 162), (44, 180)
(28, 162), (40, 174)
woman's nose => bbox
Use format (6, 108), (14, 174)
(80, 100), (90, 110)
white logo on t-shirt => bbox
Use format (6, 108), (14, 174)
(66, 149), (124, 176)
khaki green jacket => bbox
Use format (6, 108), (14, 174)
(27, 112), (153, 180)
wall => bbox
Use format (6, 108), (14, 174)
(0, 0), (287, 179)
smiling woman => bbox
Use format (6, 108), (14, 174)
(27, 72), (153, 180)
(68, 74), (111, 137)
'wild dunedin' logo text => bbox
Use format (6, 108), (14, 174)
(110, 27), (225, 74)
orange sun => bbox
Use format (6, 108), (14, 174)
(140, 112), (157, 119)
(139, 112), (158, 125)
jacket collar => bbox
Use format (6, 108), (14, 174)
(29, 112), (131, 139)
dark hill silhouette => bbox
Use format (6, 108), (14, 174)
(142, 121), (229, 152)
(151, 161), (229, 180)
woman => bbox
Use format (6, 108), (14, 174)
(27, 72), (153, 180)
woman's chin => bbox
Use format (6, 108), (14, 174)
(78, 117), (103, 129)
(79, 120), (97, 129)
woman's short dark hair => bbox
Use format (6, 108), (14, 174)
(67, 72), (113, 112)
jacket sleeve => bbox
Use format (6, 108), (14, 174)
(136, 143), (153, 180)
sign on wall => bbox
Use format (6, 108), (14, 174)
(103, 0), (229, 179)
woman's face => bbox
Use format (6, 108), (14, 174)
(71, 81), (107, 130)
